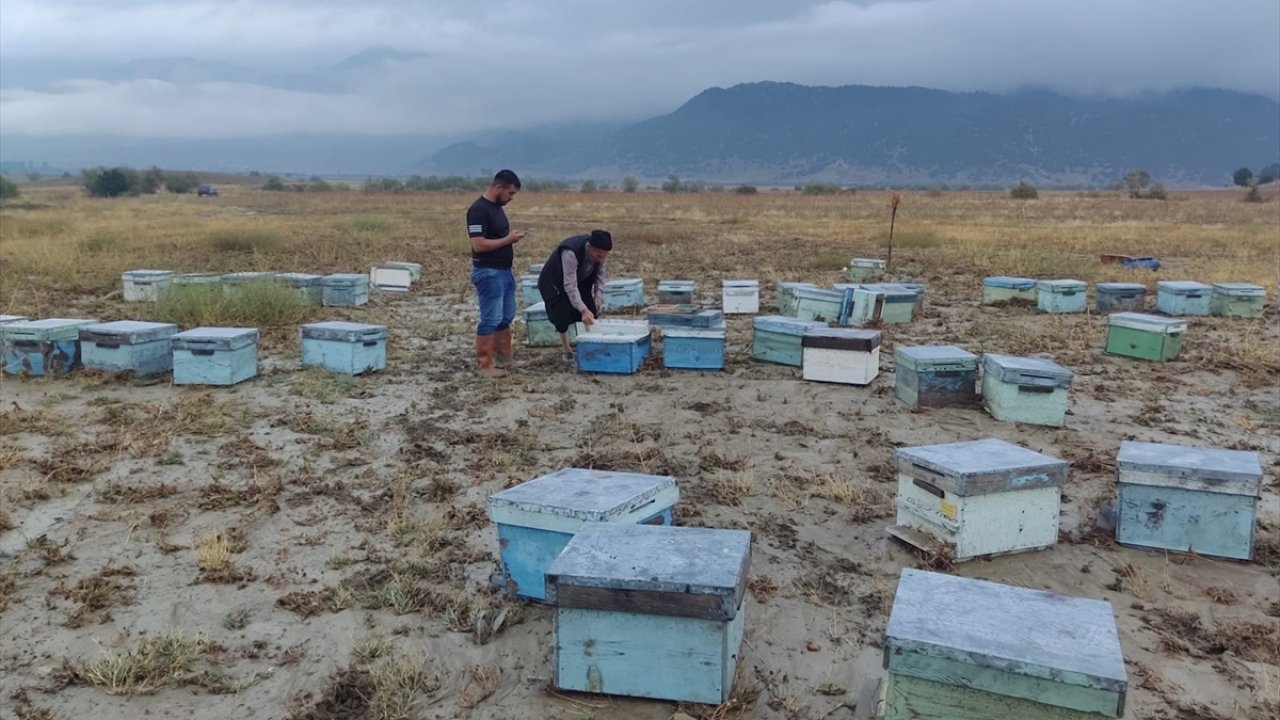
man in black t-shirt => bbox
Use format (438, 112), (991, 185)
(467, 169), (525, 375)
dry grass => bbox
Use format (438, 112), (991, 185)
(82, 631), (212, 695)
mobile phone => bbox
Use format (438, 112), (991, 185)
(523, 228), (535, 235)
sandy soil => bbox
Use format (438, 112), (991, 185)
(1, 274), (1277, 720)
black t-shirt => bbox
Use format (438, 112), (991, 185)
(467, 196), (512, 269)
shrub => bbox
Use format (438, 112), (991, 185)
(580, 180), (598, 193)
(1245, 184), (1264, 203)
(1233, 167), (1254, 187)
(1146, 183), (1167, 200)
(305, 180), (333, 192)
(1122, 168), (1151, 198)
(735, 185), (758, 194)
(0, 176), (18, 200)
(164, 172), (200, 194)
(154, 280), (309, 327)
(621, 176), (639, 193)
(801, 182), (842, 195)
(139, 167), (165, 194)
(1010, 181), (1039, 199)
(365, 177), (405, 193)
(83, 167), (139, 197)
(261, 176), (286, 191)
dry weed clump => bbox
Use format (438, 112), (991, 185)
(194, 532), (253, 584)
(50, 563), (137, 627)
(81, 631), (212, 695)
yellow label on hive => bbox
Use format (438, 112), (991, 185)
(939, 499), (957, 519)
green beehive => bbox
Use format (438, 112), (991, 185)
(1209, 283), (1265, 317)
(848, 258), (886, 281)
(524, 302), (577, 347)
(1104, 312), (1185, 361)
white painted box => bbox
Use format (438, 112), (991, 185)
(801, 328), (881, 385)
(722, 280), (760, 314)
(121, 269), (175, 302)
(370, 265), (412, 293)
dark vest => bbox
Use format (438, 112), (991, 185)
(537, 234), (599, 300)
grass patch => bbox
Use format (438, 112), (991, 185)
(153, 279), (311, 327)
(82, 631), (210, 695)
(77, 233), (123, 255)
(346, 216), (394, 232)
(205, 229), (285, 254)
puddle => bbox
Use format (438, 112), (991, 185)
(0, 483), (94, 556)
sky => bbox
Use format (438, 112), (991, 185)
(1, 0), (1278, 139)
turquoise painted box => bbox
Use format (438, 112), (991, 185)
(547, 523), (750, 704)
(662, 325), (726, 371)
(1095, 282), (1147, 313)
(792, 286), (852, 324)
(982, 354), (1073, 427)
(1156, 280), (1211, 316)
(884, 569), (1127, 720)
(300, 321), (387, 375)
(1036, 279), (1087, 314)
(858, 283), (920, 323)
(752, 315), (827, 367)
(1105, 312), (1185, 361)
(657, 280), (695, 305)
(983, 276), (1036, 304)
(171, 327), (259, 386)
(273, 272), (323, 305)
(1210, 282), (1265, 317)
(646, 306), (723, 330)
(488, 468), (678, 601)
(121, 269), (174, 302)
(577, 331), (650, 374)
(320, 273), (369, 307)
(80, 321), (178, 376)
(894, 345), (978, 407)
(602, 278), (644, 311)
(524, 302), (578, 347)
(519, 274), (541, 307)
(777, 282), (820, 316)
(848, 257), (886, 281)
(1116, 441), (1262, 560)
(2, 318), (98, 376)
(888, 439), (1068, 561)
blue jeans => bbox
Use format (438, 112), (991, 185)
(472, 267), (516, 336)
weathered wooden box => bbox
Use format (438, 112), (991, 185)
(982, 276), (1036, 304)
(982, 354), (1073, 427)
(888, 439), (1068, 561)
(1095, 282), (1147, 313)
(793, 286), (852, 324)
(722, 280), (760, 314)
(657, 280), (695, 305)
(320, 273), (369, 307)
(646, 305), (724, 330)
(752, 316), (828, 367)
(602, 278), (645, 310)
(776, 281), (820, 316)
(1036, 279), (1087, 314)
(577, 330), (651, 374)
(171, 327), (259, 386)
(2, 318), (98, 376)
(519, 274), (542, 307)
(1156, 280), (1211, 316)
(488, 468), (678, 601)
(121, 269), (174, 302)
(894, 345), (978, 407)
(848, 257), (886, 281)
(301, 321), (387, 375)
(524, 302), (578, 347)
(1210, 282), (1265, 317)
(663, 325), (727, 371)
(1116, 441), (1262, 560)
(548, 523), (749, 704)
(272, 272), (323, 305)
(370, 265), (412, 293)
(846, 287), (886, 327)
(859, 283), (919, 323)
(883, 569), (1127, 720)
(381, 261), (421, 281)
(80, 321), (178, 376)
(801, 328), (881, 385)
(1105, 312), (1185, 361)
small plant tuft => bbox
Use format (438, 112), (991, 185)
(1010, 181), (1039, 199)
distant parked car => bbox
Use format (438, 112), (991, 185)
(197, 185), (218, 197)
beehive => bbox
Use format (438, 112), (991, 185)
(722, 280), (760, 314)
(300, 321), (388, 375)
(983, 276), (1037, 304)
(370, 265), (412, 293)
(1095, 283), (1147, 313)
(776, 282), (820, 316)
(663, 326), (726, 371)
(1, 318), (98, 376)
(1209, 283), (1265, 317)
(858, 283), (920, 323)
(1036, 279), (1087, 314)
(121, 270), (174, 302)
(801, 328), (881, 385)
(171, 327), (259, 386)
(657, 280), (695, 305)
(524, 302), (578, 347)
(0, 315), (29, 326)
(894, 345), (979, 407)
(645, 305), (724, 330)
(1104, 312), (1185, 361)
(272, 273), (323, 305)
(380, 261), (422, 281)
(320, 273), (370, 307)
(981, 354), (1073, 427)
(792, 286), (852, 325)
(170, 272), (224, 287)
(751, 316), (828, 367)
(883, 569), (1127, 719)
(577, 320), (652, 373)
(487, 468), (678, 601)
(848, 257), (886, 281)
(1155, 281), (1211, 316)
(548, 523), (749, 704)
(519, 274), (542, 307)
(1115, 441), (1262, 560)
(80, 321), (178, 376)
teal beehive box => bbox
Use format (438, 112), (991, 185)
(662, 326), (726, 371)
(982, 354), (1073, 427)
(320, 273), (369, 307)
(646, 306), (723, 330)
(602, 278), (644, 310)
(121, 269), (174, 302)
(488, 468), (679, 601)
(529, 261), (544, 275)
(80, 321), (178, 376)
(519, 274), (541, 307)
(273, 273), (323, 305)
(752, 315), (827, 367)
(1104, 312), (1185, 361)
(1036, 279), (1087, 313)
(776, 281), (819, 316)
(1155, 280), (1211, 316)
(983, 276), (1036, 304)
(793, 286), (852, 324)
(894, 345), (979, 407)
(859, 283), (920, 323)
(1116, 441), (1262, 560)
(1095, 283), (1147, 313)
(171, 327), (258, 386)
(547, 523), (750, 704)
(2, 318), (98, 376)
(657, 280), (695, 304)
(848, 257), (886, 281)
(577, 331), (649, 373)
(1209, 282), (1265, 317)
(883, 569), (1127, 720)
(524, 301), (578, 347)
(301, 321), (387, 375)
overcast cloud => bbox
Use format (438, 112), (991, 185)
(1, 0), (1277, 139)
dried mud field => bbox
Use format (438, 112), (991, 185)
(0, 187), (1278, 720)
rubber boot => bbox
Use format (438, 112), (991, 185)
(493, 328), (513, 368)
(475, 335), (500, 376)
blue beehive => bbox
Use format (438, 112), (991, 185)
(602, 278), (644, 310)
(894, 345), (978, 407)
(646, 306), (724, 330)
(883, 569), (1127, 720)
(171, 327), (259, 386)
(121, 269), (174, 302)
(300, 321), (387, 375)
(488, 468), (679, 601)
(657, 280), (695, 304)
(1116, 441), (1262, 560)
(982, 354), (1073, 427)
(547, 523), (750, 704)
(752, 315), (827, 366)
(80, 321), (178, 376)
(519, 274), (542, 307)
(1036, 279), (1087, 314)
(577, 331), (650, 374)
(1155, 280), (1211, 316)
(320, 273), (370, 307)
(662, 325), (726, 370)
(983, 276), (1037, 304)
(1095, 282), (1147, 313)
(273, 272), (323, 305)
(2, 319), (98, 376)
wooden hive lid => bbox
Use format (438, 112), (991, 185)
(1157, 280), (1211, 293)
(894, 345), (978, 371)
(982, 353), (1073, 388)
(983, 276), (1036, 289)
(172, 326), (259, 350)
(2, 318), (100, 342)
(1107, 312), (1185, 333)
(1117, 440), (1262, 496)
(300, 321), (388, 342)
(488, 468), (679, 531)
(895, 438), (1068, 496)
(81, 321), (178, 345)
(801, 327), (881, 351)
(753, 315), (829, 335)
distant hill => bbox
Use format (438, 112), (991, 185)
(421, 83), (1280, 187)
